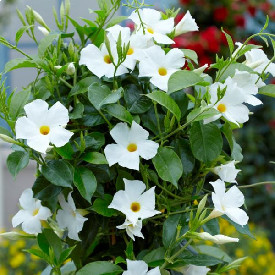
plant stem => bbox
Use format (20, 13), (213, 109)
(239, 181), (275, 189)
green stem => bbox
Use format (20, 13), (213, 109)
(160, 239), (193, 270)
(239, 181), (275, 189)
(153, 102), (163, 145)
(98, 110), (112, 129)
(155, 181), (186, 201)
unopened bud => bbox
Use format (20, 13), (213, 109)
(54, 65), (62, 70)
(38, 26), (49, 36)
(0, 134), (17, 144)
(66, 62), (76, 75)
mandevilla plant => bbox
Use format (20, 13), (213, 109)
(0, 0), (275, 274)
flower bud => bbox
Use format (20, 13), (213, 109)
(0, 134), (18, 144)
(66, 62), (76, 75)
(38, 26), (49, 36)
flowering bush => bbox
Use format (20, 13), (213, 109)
(0, 0), (275, 274)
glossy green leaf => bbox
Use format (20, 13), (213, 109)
(146, 91), (181, 121)
(38, 33), (60, 57)
(83, 152), (108, 165)
(91, 194), (117, 217)
(6, 151), (29, 178)
(88, 83), (122, 110)
(41, 160), (73, 188)
(9, 89), (31, 120)
(190, 122), (223, 163)
(5, 58), (38, 73)
(69, 77), (99, 97)
(259, 84), (275, 98)
(104, 103), (133, 124)
(74, 167), (97, 203)
(152, 147), (183, 187)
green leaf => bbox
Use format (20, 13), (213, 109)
(38, 33), (60, 57)
(55, 143), (74, 160)
(9, 89), (31, 120)
(259, 84), (275, 97)
(0, 126), (12, 138)
(221, 28), (234, 54)
(74, 167), (97, 203)
(16, 25), (33, 46)
(58, 246), (76, 265)
(190, 122), (223, 163)
(43, 228), (62, 261)
(69, 77), (99, 97)
(70, 103), (84, 119)
(182, 49), (198, 64)
(76, 261), (123, 275)
(104, 104), (133, 124)
(41, 160), (73, 188)
(88, 83), (122, 110)
(125, 240), (134, 260)
(196, 245), (232, 263)
(202, 218), (220, 235)
(222, 123), (243, 162)
(143, 247), (165, 267)
(24, 248), (50, 262)
(172, 139), (195, 176)
(91, 194), (117, 217)
(162, 215), (182, 249)
(124, 84), (152, 114)
(5, 58), (38, 73)
(33, 175), (62, 201)
(168, 71), (203, 94)
(107, 16), (128, 27)
(146, 91), (181, 121)
(187, 106), (220, 123)
(152, 147), (183, 187)
(6, 151), (29, 178)
(83, 152), (108, 165)
(222, 216), (255, 239)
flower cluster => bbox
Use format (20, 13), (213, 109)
(0, 1), (274, 274)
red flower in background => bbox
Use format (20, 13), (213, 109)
(201, 26), (221, 53)
(248, 5), (257, 16)
(235, 15), (246, 28)
(180, 0), (191, 4)
(213, 6), (229, 22)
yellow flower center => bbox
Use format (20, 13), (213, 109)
(127, 143), (137, 152)
(158, 67), (167, 76)
(104, 55), (112, 64)
(217, 103), (226, 113)
(127, 48), (134, 55)
(147, 27), (154, 34)
(33, 209), (39, 216)
(40, 125), (50, 135)
(131, 202), (141, 212)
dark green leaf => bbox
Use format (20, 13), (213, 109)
(125, 240), (134, 260)
(190, 122), (223, 163)
(152, 147), (183, 187)
(76, 261), (123, 275)
(91, 194), (117, 217)
(69, 77), (99, 97)
(163, 215), (182, 249)
(43, 228), (62, 261)
(41, 160), (73, 188)
(104, 104), (133, 124)
(70, 103), (84, 119)
(259, 84), (275, 98)
(74, 167), (97, 203)
(9, 89), (31, 120)
(55, 143), (75, 160)
(6, 151), (29, 178)
(146, 91), (181, 121)
(83, 152), (108, 165)
(143, 247), (165, 267)
(196, 245), (231, 263)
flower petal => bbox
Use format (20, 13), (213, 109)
(49, 126), (73, 147)
(22, 217), (42, 234)
(36, 206), (52, 220)
(129, 121), (149, 143)
(124, 179), (146, 201)
(24, 99), (49, 126)
(16, 117), (39, 140)
(110, 122), (130, 146)
(225, 207), (249, 226)
(118, 150), (140, 170)
(12, 210), (31, 228)
(104, 144), (126, 167)
(223, 186), (245, 208)
(19, 188), (36, 210)
(137, 140), (159, 160)
(47, 101), (70, 127)
(27, 134), (50, 154)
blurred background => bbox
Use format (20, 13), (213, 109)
(0, 0), (274, 274)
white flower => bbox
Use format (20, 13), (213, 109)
(15, 99), (73, 154)
(107, 25), (153, 70)
(178, 265), (210, 275)
(12, 188), (51, 234)
(244, 48), (275, 76)
(204, 81), (249, 126)
(210, 179), (249, 226)
(66, 62), (76, 75)
(56, 192), (88, 241)
(117, 219), (144, 241)
(213, 160), (241, 183)
(38, 26), (49, 36)
(139, 45), (185, 92)
(175, 11), (199, 36)
(122, 259), (161, 275)
(129, 8), (175, 44)
(79, 39), (128, 78)
(230, 70), (265, 106)
(108, 179), (160, 226)
(104, 121), (159, 170)
(196, 232), (239, 244)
